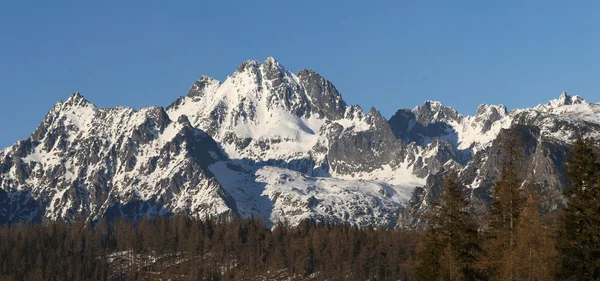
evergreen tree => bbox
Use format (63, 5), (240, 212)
(484, 132), (526, 281)
(558, 137), (600, 280)
(417, 224), (444, 281)
(417, 172), (483, 281)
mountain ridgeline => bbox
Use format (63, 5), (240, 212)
(0, 57), (598, 228)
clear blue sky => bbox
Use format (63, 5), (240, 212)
(1, 1), (599, 148)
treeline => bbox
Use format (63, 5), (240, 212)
(0, 215), (421, 280)
(1, 137), (600, 280)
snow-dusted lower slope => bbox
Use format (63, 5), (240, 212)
(258, 166), (412, 228)
(209, 161), (413, 227)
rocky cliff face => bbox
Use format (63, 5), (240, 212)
(397, 92), (600, 228)
(0, 57), (598, 228)
(0, 94), (235, 224)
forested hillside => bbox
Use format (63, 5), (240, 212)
(0, 217), (420, 281)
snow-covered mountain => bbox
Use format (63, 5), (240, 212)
(397, 92), (600, 227)
(0, 58), (598, 228)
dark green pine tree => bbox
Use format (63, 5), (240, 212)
(417, 224), (444, 281)
(558, 136), (600, 280)
(417, 172), (484, 281)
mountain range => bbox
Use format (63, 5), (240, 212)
(1, 57), (598, 228)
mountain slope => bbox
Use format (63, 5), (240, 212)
(166, 58), (429, 187)
(0, 58), (426, 227)
(0, 94), (236, 223)
(397, 92), (600, 227)
(0, 58), (598, 228)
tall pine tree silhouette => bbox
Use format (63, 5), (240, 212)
(417, 172), (483, 281)
(558, 136), (600, 280)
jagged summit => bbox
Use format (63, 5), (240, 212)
(262, 56), (282, 68)
(2, 57), (600, 229)
(182, 58), (349, 119)
(476, 104), (508, 116)
(537, 92), (588, 110)
(235, 57), (284, 74)
(67, 91), (83, 100)
(297, 69), (347, 120)
(423, 100), (443, 108)
(264, 56), (278, 63)
(186, 75), (221, 99)
(411, 100), (461, 126)
(556, 91), (586, 105)
(167, 57), (362, 162)
(236, 59), (261, 72)
(64, 92), (92, 107)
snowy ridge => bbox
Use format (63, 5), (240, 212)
(396, 91), (600, 227)
(1, 57), (600, 229)
(0, 94), (236, 223)
(167, 57), (424, 188)
(393, 91), (600, 156)
(167, 58), (369, 164)
(397, 99), (512, 153)
(536, 91), (587, 110)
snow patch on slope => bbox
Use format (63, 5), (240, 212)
(257, 166), (410, 228)
(334, 163), (425, 188)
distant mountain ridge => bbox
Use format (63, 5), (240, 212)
(1, 57), (598, 228)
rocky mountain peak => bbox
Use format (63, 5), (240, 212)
(474, 104), (509, 133)
(423, 100), (443, 110)
(367, 106), (384, 119)
(557, 91), (586, 105)
(540, 92), (588, 110)
(236, 59), (261, 73)
(234, 57), (287, 80)
(67, 91), (84, 101)
(259, 57), (294, 92)
(186, 76), (220, 99)
(64, 92), (92, 108)
(412, 100), (460, 125)
(476, 104), (508, 117)
(297, 69), (348, 120)
(177, 58), (353, 126)
(262, 56), (282, 70)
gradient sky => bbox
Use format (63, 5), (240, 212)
(1, 1), (599, 148)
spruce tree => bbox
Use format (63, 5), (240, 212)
(558, 136), (600, 280)
(417, 172), (483, 281)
